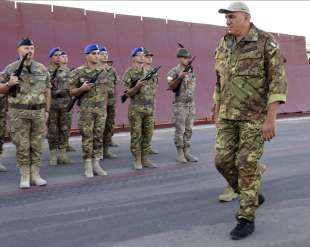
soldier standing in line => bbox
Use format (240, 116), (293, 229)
(214, 2), (287, 239)
(47, 47), (71, 165)
(59, 51), (76, 152)
(0, 38), (50, 189)
(167, 47), (198, 164)
(69, 44), (108, 178)
(0, 93), (8, 172)
(122, 47), (158, 170)
(98, 47), (118, 159)
(143, 48), (159, 155)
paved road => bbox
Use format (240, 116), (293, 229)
(0, 117), (310, 247)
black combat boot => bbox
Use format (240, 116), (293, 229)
(230, 218), (255, 240)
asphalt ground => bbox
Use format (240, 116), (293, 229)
(0, 117), (310, 247)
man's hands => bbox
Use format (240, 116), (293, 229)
(262, 102), (279, 142)
(178, 71), (188, 79)
(8, 74), (19, 87)
(135, 80), (146, 89)
(80, 82), (93, 92)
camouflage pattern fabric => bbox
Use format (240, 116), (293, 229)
(47, 65), (71, 150)
(213, 24), (288, 221)
(213, 23), (287, 121)
(102, 64), (118, 152)
(69, 65), (108, 160)
(123, 64), (157, 156)
(0, 60), (49, 168)
(167, 64), (196, 148)
(65, 111), (72, 148)
(0, 95), (7, 154)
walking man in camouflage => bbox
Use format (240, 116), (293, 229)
(59, 51), (76, 152)
(69, 44), (108, 178)
(123, 47), (158, 170)
(167, 47), (198, 164)
(214, 2), (288, 239)
(99, 47), (118, 159)
(0, 93), (8, 172)
(47, 47), (71, 165)
(0, 38), (50, 189)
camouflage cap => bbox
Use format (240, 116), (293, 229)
(218, 1), (250, 15)
(177, 48), (191, 58)
(143, 48), (154, 57)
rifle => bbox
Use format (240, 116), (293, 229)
(172, 56), (195, 97)
(8, 53), (29, 97)
(121, 65), (161, 103)
(50, 66), (60, 90)
(66, 69), (104, 112)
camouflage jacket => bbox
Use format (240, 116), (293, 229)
(0, 60), (50, 107)
(167, 64), (196, 105)
(102, 64), (118, 106)
(69, 64), (107, 111)
(213, 23), (288, 120)
(47, 65), (71, 109)
(0, 94), (7, 114)
(123, 64), (157, 111)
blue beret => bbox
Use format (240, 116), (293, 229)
(48, 47), (61, 58)
(60, 51), (67, 56)
(84, 43), (99, 54)
(17, 38), (34, 47)
(131, 47), (143, 57)
(99, 47), (108, 52)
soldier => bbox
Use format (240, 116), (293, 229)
(0, 38), (50, 189)
(214, 2), (287, 239)
(167, 47), (198, 163)
(47, 47), (71, 165)
(143, 48), (159, 156)
(122, 47), (158, 170)
(98, 47), (118, 159)
(69, 43), (108, 178)
(0, 93), (8, 172)
(59, 51), (76, 152)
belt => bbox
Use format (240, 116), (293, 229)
(9, 103), (45, 110)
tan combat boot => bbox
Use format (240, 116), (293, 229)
(133, 153), (143, 170)
(49, 149), (58, 166)
(92, 159), (108, 176)
(84, 159), (94, 178)
(218, 185), (238, 202)
(30, 165), (47, 186)
(176, 148), (187, 163)
(104, 149), (118, 159)
(0, 154), (7, 172)
(184, 147), (199, 162)
(58, 148), (71, 164)
(142, 155), (158, 168)
(19, 165), (30, 189)
(149, 147), (159, 155)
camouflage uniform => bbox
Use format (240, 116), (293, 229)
(69, 65), (107, 160)
(47, 65), (71, 151)
(0, 61), (50, 170)
(167, 64), (196, 149)
(123, 64), (157, 160)
(214, 24), (288, 221)
(102, 64), (118, 155)
(0, 94), (7, 156)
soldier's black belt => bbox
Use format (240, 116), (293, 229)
(9, 103), (45, 110)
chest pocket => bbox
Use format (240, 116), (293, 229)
(236, 47), (264, 76)
(215, 48), (228, 74)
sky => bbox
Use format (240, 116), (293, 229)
(15, 1), (310, 47)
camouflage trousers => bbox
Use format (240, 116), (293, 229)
(215, 119), (264, 221)
(172, 103), (195, 149)
(128, 107), (154, 157)
(47, 107), (69, 150)
(65, 111), (72, 148)
(0, 109), (6, 155)
(78, 109), (106, 160)
(103, 103), (115, 153)
(9, 108), (45, 168)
